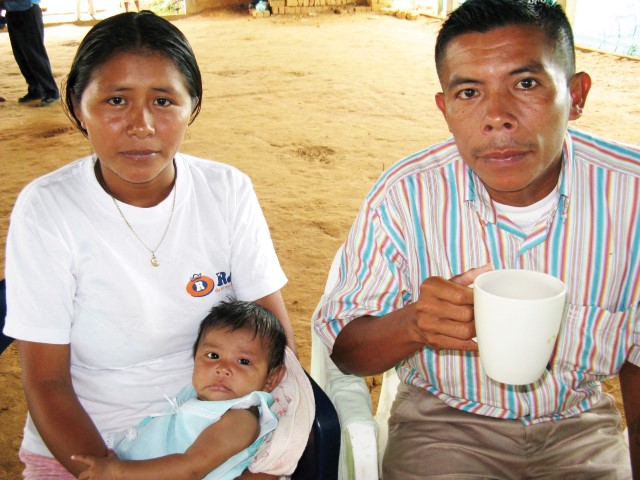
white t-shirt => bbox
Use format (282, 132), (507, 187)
(492, 189), (556, 234)
(4, 153), (287, 456)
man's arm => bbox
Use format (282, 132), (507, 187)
(19, 340), (110, 477)
(619, 360), (640, 479)
(73, 408), (260, 480)
(331, 266), (491, 376)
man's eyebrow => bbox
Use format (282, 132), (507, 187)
(510, 61), (546, 76)
(447, 61), (547, 89)
(447, 75), (480, 89)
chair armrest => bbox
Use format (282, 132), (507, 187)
(323, 359), (379, 480)
(344, 423), (378, 480)
(312, 315), (379, 479)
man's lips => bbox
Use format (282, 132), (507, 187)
(479, 150), (528, 164)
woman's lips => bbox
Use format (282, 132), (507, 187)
(121, 150), (158, 160)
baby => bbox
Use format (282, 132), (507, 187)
(73, 300), (287, 480)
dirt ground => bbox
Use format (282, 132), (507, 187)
(1, 9), (638, 479)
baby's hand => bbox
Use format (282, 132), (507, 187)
(72, 450), (121, 480)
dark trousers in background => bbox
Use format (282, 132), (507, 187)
(6, 4), (59, 99)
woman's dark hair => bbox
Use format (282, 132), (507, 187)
(63, 11), (202, 135)
(435, 0), (575, 80)
(193, 300), (287, 373)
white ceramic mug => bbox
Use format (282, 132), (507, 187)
(473, 269), (567, 385)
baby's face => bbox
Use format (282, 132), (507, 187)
(192, 327), (272, 401)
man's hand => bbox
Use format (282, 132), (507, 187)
(331, 264), (493, 376)
(412, 264), (493, 351)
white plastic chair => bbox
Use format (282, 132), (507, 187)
(310, 245), (401, 480)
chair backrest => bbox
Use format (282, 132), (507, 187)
(308, 377), (341, 480)
(0, 279), (13, 354)
(292, 372), (341, 480)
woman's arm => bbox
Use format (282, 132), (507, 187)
(247, 291), (298, 480)
(254, 290), (297, 356)
(18, 340), (109, 477)
(73, 408), (260, 480)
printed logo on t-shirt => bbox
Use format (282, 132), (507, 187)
(185, 272), (232, 297)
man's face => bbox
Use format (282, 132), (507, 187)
(435, 25), (590, 206)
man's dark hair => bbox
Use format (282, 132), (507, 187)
(193, 300), (286, 372)
(435, 0), (575, 79)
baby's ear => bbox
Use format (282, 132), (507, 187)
(263, 365), (286, 393)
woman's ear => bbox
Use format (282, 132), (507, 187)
(70, 91), (87, 131)
(263, 365), (286, 393)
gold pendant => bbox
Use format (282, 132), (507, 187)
(151, 254), (159, 267)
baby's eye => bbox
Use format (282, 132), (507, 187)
(107, 97), (125, 106)
(206, 352), (219, 360)
(239, 358), (252, 366)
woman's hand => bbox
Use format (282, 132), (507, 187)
(72, 450), (121, 480)
(18, 340), (109, 476)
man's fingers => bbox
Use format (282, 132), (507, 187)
(426, 333), (479, 352)
(450, 263), (494, 287)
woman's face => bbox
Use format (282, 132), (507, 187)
(74, 52), (194, 203)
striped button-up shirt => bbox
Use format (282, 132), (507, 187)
(314, 128), (640, 424)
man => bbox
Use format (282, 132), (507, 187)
(314, 0), (640, 477)
(4, 0), (59, 106)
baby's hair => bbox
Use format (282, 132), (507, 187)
(193, 299), (286, 372)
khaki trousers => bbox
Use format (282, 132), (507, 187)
(382, 383), (631, 479)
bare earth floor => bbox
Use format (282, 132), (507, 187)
(1, 10), (638, 479)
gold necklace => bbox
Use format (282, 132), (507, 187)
(97, 162), (177, 267)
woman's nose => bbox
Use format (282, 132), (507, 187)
(127, 105), (155, 138)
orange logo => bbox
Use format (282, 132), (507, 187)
(186, 274), (215, 297)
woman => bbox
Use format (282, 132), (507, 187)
(4, 11), (302, 479)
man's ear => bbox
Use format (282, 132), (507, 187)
(435, 92), (446, 116)
(568, 72), (592, 121)
(263, 365), (286, 393)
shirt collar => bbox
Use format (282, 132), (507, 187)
(464, 131), (574, 224)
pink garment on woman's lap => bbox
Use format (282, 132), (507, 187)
(19, 448), (75, 479)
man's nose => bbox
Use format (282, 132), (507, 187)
(482, 93), (517, 133)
